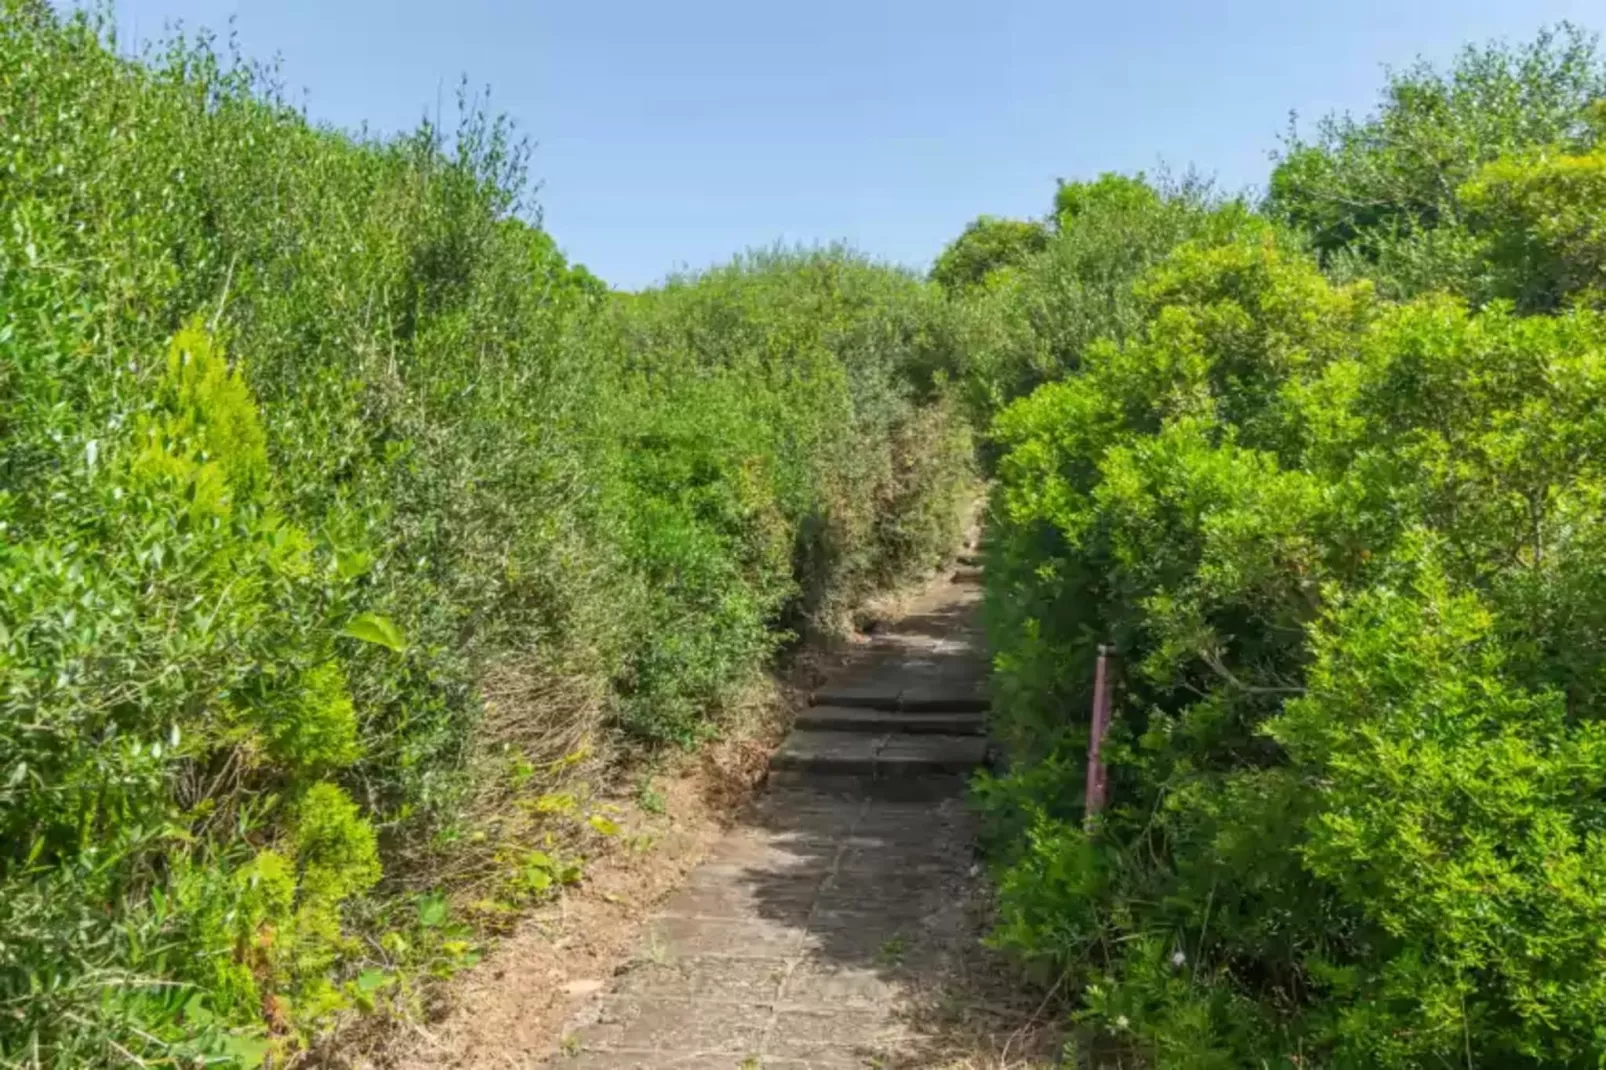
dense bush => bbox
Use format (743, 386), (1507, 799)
(576, 249), (975, 742)
(972, 23), (1606, 1069)
(930, 216), (1049, 294)
(0, 4), (972, 1064)
(946, 173), (1246, 428)
(1459, 130), (1606, 309)
(1268, 25), (1606, 302)
(982, 221), (1606, 1068)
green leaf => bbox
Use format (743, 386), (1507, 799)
(587, 814), (621, 837)
(417, 893), (448, 928)
(220, 1032), (271, 1069)
(341, 612), (406, 652)
(183, 991), (216, 1027)
(356, 969), (395, 994)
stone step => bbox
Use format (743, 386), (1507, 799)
(794, 705), (986, 735)
(766, 770), (971, 802)
(810, 680), (989, 713)
(957, 551), (982, 567)
(950, 565), (984, 585)
(898, 691), (989, 714)
(770, 730), (988, 779)
(810, 681), (901, 710)
(878, 732), (990, 774)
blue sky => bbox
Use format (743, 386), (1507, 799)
(100, 0), (1600, 289)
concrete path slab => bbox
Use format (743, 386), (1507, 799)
(548, 568), (995, 1069)
(792, 707), (985, 735)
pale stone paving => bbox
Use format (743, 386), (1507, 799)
(548, 575), (990, 1069)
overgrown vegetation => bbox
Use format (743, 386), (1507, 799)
(964, 22), (1606, 1068)
(15, 1), (1606, 1064)
(943, 172), (1243, 430)
(0, 3), (972, 1063)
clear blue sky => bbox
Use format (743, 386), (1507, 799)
(98, 0), (1600, 290)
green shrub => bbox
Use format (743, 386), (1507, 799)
(1272, 562), (1606, 1066)
(582, 250), (977, 729)
(1460, 141), (1606, 309)
(0, 4), (974, 1062)
(1268, 23), (1606, 299)
(948, 173), (1251, 428)
(931, 216), (1049, 294)
(979, 220), (1606, 1064)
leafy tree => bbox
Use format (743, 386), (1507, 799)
(1459, 130), (1606, 309)
(1268, 23), (1606, 297)
(1053, 171), (1162, 228)
(930, 215), (1049, 293)
(949, 174), (1250, 425)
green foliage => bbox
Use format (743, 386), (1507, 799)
(1268, 23), (1606, 298)
(293, 784), (382, 909)
(979, 214), (1606, 1064)
(581, 248), (976, 744)
(1272, 567), (1606, 1066)
(284, 784), (383, 1022)
(1053, 172), (1162, 226)
(949, 173), (1251, 428)
(930, 215), (1049, 294)
(0, 5), (973, 1063)
(1460, 143), (1606, 309)
(267, 660), (363, 771)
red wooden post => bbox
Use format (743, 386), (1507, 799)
(1085, 644), (1115, 821)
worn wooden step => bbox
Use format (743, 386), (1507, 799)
(770, 730), (988, 778)
(794, 705), (986, 735)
